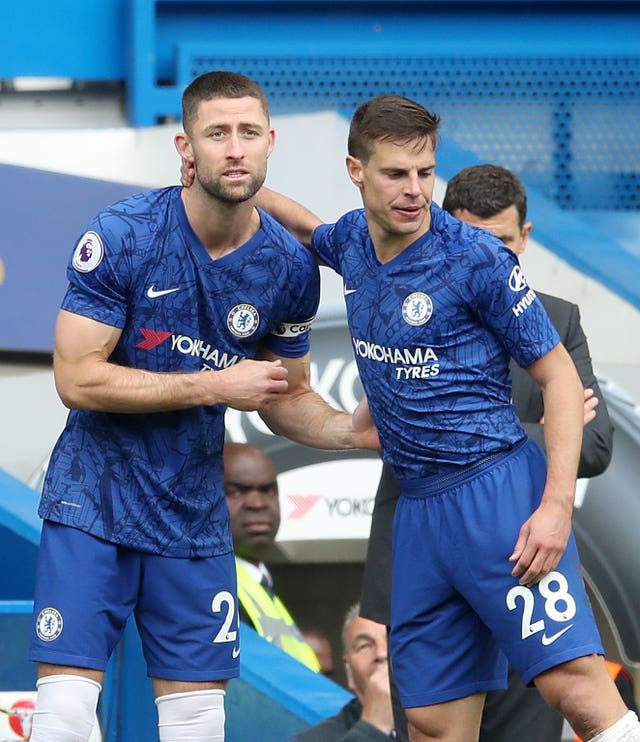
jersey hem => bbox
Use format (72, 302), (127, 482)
(38, 516), (234, 559)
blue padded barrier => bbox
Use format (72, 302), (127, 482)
(0, 468), (351, 740)
(0, 602), (37, 692)
(0, 470), (40, 600)
(0, 473), (40, 692)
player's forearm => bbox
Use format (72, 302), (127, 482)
(256, 187), (322, 246)
(54, 354), (215, 413)
(539, 373), (583, 507)
(260, 389), (361, 450)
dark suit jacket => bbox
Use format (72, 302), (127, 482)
(360, 290), (614, 626)
(510, 291), (612, 478)
(292, 698), (391, 742)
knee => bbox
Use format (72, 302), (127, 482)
(30, 674), (102, 742)
(156, 688), (226, 742)
(536, 655), (628, 735)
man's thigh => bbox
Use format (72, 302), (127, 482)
(405, 693), (486, 742)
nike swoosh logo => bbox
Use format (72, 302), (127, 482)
(344, 288), (357, 296)
(147, 285), (180, 298)
(232, 646), (240, 659)
(541, 624), (573, 645)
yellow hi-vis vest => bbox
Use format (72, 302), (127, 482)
(235, 561), (321, 672)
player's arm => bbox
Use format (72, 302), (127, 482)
(255, 187), (323, 248)
(509, 342), (583, 586)
(256, 347), (379, 451)
(53, 309), (289, 413)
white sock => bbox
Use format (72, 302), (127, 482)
(29, 674), (102, 742)
(156, 689), (226, 741)
(589, 711), (640, 741)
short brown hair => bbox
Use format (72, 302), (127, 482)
(348, 94), (440, 164)
(182, 70), (270, 134)
(442, 164), (528, 227)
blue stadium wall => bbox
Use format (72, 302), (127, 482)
(1, 2), (639, 739)
(2, 0), (639, 310)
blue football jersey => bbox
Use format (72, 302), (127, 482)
(312, 204), (560, 481)
(40, 187), (320, 557)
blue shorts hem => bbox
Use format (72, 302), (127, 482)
(29, 647), (107, 672)
(400, 678), (507, 708)
(146, 665), (240, 682)
(520, 643), (604, 686)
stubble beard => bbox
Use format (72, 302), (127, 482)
(199, 167), (266, 205)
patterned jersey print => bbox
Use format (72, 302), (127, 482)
(312, 204), (559, 481)
(40, 187), (320, 556)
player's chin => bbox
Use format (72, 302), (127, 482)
(390, 211), (427, 231)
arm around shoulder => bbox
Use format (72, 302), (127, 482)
(256, 187), (323, 247)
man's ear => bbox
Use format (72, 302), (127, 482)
(344, 658), (355, 691)
(266, 127), (276, 159)
(346, 155), (363, 188)
(174, 132), (194, 164)
(521, 220), (533, 248)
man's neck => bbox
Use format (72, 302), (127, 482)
(181, 185), (260, 258)
(368, 209), (432, 264)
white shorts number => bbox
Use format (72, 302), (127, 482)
(211, 590), (237, 644)
(506, 571), (576, 640)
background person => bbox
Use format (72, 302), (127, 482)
(224, 442), (321, 672)
(361, 163), (615, 742)
(301, 629), (336, 678)
(292, 604), (395, 741)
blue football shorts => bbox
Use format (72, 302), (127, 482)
(29, 521), (241, 681)
(390, 438), (603, 708)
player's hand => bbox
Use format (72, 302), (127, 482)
(540, 387), (598, 426)
(352, 395), (381, 451)
(359, 661), (395, 734)
(509, 498), (572, 586)
(203, 358), (288, 411)
(180, 157), (196, 188)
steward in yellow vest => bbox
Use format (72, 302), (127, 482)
(236, 559), (321, 672)
(223, 442), (321, 673)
